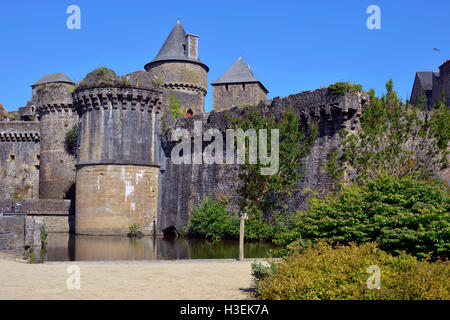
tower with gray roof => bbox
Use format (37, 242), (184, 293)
(32, 73), (78, 200)
(212, 57), (268, 111)
(410, 59), (450, 109)
(145, 20), (208, 115)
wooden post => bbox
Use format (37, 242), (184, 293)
(239, 213), (247, 261)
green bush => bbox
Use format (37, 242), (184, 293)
(254, 240), (449, 300)
(188, 198), (239, 240)
(328, 81), (362, 95)
(64, 125), (78, 155)
(275, 175), (450, 259)
(188, 198), (281, 241)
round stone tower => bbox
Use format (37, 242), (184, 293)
(73, 68), (162, 235)
(144, 20), (208, 115)
(33, 73), (77, 199)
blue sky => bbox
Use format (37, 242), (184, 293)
(0, 0), (448, 112)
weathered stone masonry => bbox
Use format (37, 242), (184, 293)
(73, 86), (162, 236)
(0, 121), (40, 199)
(157, 88), (365, 233)
(35, 83), (78, 200)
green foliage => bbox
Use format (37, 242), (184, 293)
(275, 175), (450, 260)
(188, 198), (238, 240)
(64, 125), (78, 156)
(188, 198), (284, 241)
(328, 81), (363, 95)
(128, 223), (141, 235)
(40, 227), (48, 244)
(96, 66), (116, 86)
(230, 109), (317, 218)
(327, 79), (450, 183)
(168, 91), (185, 119)
(253, 240), (449, 300)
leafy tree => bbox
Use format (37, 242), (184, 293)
(328, 79), (449, 183)
(230, 109), (318, 260)
(275, 175), (450, 260)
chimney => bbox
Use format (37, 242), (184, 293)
(185, 33), (199, 60)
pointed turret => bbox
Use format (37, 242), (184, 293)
(145, 20), (208, 71)
(145, 20), (208, 114)
(212, 57), (268, 111)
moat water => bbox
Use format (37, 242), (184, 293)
(34, 233), (276, 261)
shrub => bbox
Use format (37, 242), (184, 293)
(254, 240), (449, 300)
(188, 198), (280, 241)
(188, 198), (239, 240)
(328, 81), (362, 95)
(275, 175), (450, 259)
(128, 223), (141, 235)
(64, 125), (78, 155)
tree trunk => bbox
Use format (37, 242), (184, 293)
(239, 214), (247, 261)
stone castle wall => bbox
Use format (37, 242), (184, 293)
(0, 121), (40, 200)
(213, 82), (267, 112)
(74, 86), (162, 235)
(147, 61), (207, 114)
(36, 83), (77, 200)
(157, 88), (365, 233)
(0, 199), (73, 233)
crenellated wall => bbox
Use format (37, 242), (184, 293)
(36, 82), (78, 200)
(157, 88), (366, 233)
(0, 121), (40, 199)
(146, 61), (208, 115)
(213, 82), (267, 112)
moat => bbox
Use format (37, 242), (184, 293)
(34, 233), (276, 262)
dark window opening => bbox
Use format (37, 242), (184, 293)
(10, 155), (15, 161)
(186, 109), (193, 117)
(243, 83), (246, 91)
(225, 84), (229, 92)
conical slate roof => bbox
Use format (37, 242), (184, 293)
(212, 57), (268, 93)
(31, 72), (74, 88)
(145, 20), (208, 71)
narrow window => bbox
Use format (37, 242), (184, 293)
(243, 83), (246, 91)
(10, 155), (15, 161)
(225, 84), (229, 92)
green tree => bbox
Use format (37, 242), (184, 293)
(328, 79), (449, 184)
(275, 175), (450, 260)
(230, 109), (318, 260)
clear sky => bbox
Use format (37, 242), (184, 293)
(0, 0), (448, 112)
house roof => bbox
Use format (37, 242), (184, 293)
(144, 20), (208, 71)
(211, 57), (268, 93)
(415, 71), (439, 91)
(31, 72), (74, 88)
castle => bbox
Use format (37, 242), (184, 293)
(410, 59), (450, 109)
(1, 20), (444, 239)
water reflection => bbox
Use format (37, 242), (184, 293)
(37, 233), (276, 261)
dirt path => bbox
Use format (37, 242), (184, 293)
(0, 259), (256, 300)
